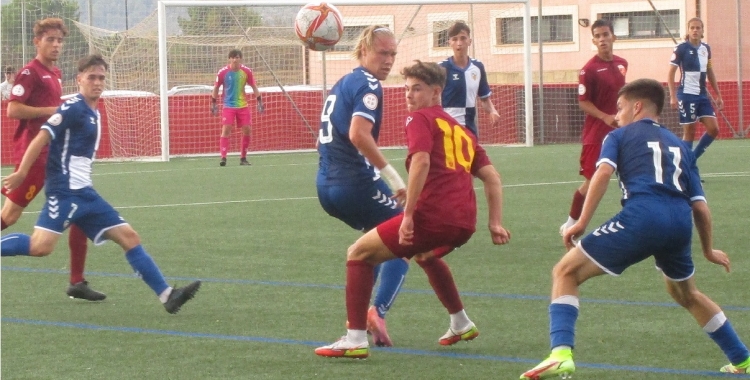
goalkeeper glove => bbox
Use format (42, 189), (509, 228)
(210, 97), (218, 116)
(256, 96), (265, 113)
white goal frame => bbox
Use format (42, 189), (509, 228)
(157, 0), (534, 161)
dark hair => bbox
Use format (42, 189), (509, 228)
(591, 19), (614, 36)
(34, 17), (68, 38)
(4, 66), (14, 74)
(684, 17), (704, 41)
(447, 21), (470, 38)
(78, 54), (109, 73)
(401, 60), (446, 88)
(228, 49), (243, 59)
(618, 78), (665, 115)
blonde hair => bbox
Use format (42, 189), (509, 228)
(351, 25), (395, 60)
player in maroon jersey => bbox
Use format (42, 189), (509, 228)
(315, 60), (510, 359)
(1, 18), (105, 301)
(559, 19), (628, 238)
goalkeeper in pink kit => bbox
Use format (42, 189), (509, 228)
(211, 49), (264, 166)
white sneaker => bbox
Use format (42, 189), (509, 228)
(439, 323), (479, 345)
(314, 336), (369, 358)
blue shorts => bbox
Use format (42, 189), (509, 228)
(678, 94), (716, 124)
(35, 188), (127, 245)
(579, 200), (695, 280)
(317, 179), (402, 232)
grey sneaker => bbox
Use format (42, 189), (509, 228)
(240, 157), (251, 166)
(66, 281), (107, 301)
(164, 280), (201, 314)
(219, 157), (227, 167)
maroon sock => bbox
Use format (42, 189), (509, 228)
(1, 218), (7, 231)
(417, 257), (463, 314)
(346, 260), (374, 330)
(68, 225), (88, 284)
(569, 190), (586, 220)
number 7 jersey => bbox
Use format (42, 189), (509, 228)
(597, 118), (705, 205)
(404, 105), (492, 230)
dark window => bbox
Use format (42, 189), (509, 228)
(332, 25), (368, 52)
(498, 15), (573, 44)
(433, 20), (465, 48)
(600, 9), (679, 40)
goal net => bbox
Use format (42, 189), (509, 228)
(74, 0), (533, 161)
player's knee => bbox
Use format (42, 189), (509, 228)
(1, 207), (22, 226)
(668, 286), (700, 308)
(29, 243), (54, 257)
(346, 242), (369, 261)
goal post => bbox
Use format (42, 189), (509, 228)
(150, 0), (534, 160)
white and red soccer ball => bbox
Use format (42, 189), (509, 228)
(294, 2), (344, 51)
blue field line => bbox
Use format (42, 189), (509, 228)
(2, 317), (748, 378)
(3, 265), (750, 312)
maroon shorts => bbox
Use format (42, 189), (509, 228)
(1, 156), (46, 207)
(376, 214), (474, 259)
(221, 106), (251, 127)
(579, 144), (602, 180)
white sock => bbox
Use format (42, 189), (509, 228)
(346, 329), (368, 345)
(158, 287), (173, 303)
(449, 309), (472, 331)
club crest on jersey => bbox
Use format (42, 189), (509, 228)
(618, 65), (627, 76)
(405, 116), (413, 126)
(11, 84), (24, 96)
(471, 72), (477, 81)
(21, 69), (30, 75)
(363, 93), (378, 110)
(578, 84), (586, 96)
(48, 113), (63, 126)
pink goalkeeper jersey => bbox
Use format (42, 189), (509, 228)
(215, 65), (256, 108)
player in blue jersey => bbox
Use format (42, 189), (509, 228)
(439, 21), (501, 137)
(1, 55), (201, 314)
(667, 18), (723, 158)
(316, 25), (408, 347)
(521, 78), (749, 379)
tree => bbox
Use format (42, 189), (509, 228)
(177, 6), (263, 36)
(1, 0), (86, 86)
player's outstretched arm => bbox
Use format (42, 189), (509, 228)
(475, 164), (509, 245)
(692, 200), (731, 272)
(3, 129), (51, 192)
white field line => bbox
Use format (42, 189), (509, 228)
(17, 171), (748, 214)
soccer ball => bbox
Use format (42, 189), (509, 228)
(294, 2), (344, 51)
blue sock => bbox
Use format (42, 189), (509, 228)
(549, 302), (579, 349)
(708, 320), (750, 364)
(372, 258), (409, 318)
(683, 140), (694, 149)
(694, 133), (715, 158)
(1, 233), (31, 256)
(125, 245), (169, 295)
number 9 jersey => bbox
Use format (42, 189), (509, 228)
(404, 104), (492, 231)
(317, 66), (383, 186)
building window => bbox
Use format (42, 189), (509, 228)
(498, 15), (573, 45)
(332, 25), (368, 52)
(431, 20), (465, 48)
(600, 9), (679, 40)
